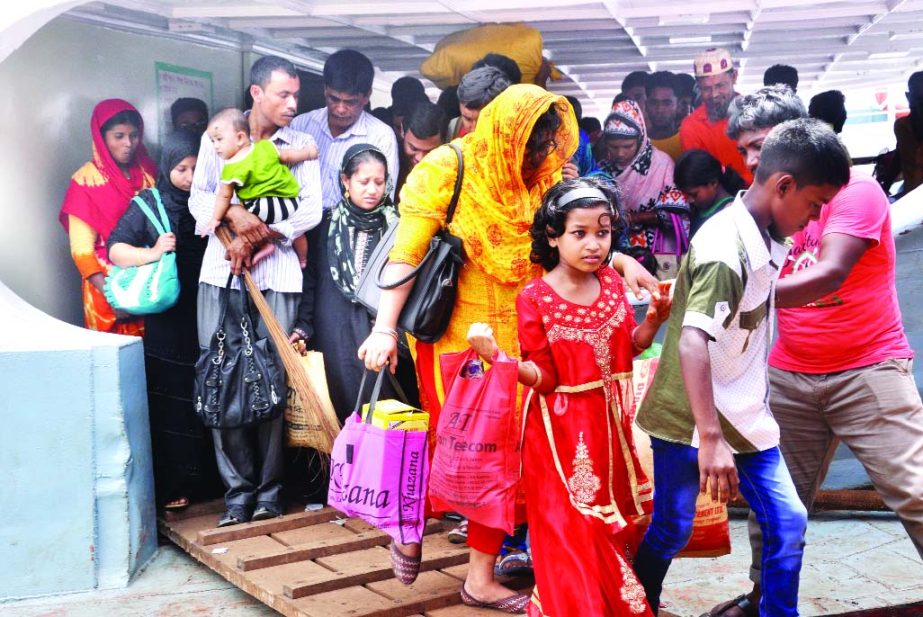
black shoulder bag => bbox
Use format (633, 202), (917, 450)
(355, 143), (465, 343)
(194, 275), (286, 428)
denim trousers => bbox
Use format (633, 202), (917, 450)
(633, 437), (808, 616)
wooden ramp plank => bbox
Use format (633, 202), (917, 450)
(159, 504), (491, 617)
(366, 571), (465, 613)
(240, 528), (389, 572)
(239, 520), (446, 572)
(197, 508), (340, 545)
(285, 540), (469, 600)
(272, 520), (359, 546)
(289, 586), (406, 617)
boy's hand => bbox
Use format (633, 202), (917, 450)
(153, 232), (176, 256)
(645, 293), (673, 326)
(466, 322), (499, 362)
(618, 255), (660, 299)
(698, 436), (739, 502)
(304, 144), (319, 161)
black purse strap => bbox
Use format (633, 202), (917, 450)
(214, 273), (260, 341)
(354, 366), (411, 424)
(375, 144), (465, 290)
(214, 273), (234, 338)
(445, 142), (464, 225)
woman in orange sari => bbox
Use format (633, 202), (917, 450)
(59, 99), (157, 335)
(359, 85), (658, 613)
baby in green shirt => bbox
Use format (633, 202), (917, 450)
(205, 107), (318, 266)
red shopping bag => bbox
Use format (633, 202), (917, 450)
(428, 349), (520, 534)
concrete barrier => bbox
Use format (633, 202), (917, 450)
(0, 280), (156, 599)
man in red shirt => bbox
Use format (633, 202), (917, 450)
(706, 85), (923, 617)
(679, 48), (752, 185)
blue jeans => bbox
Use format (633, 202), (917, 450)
(633, 437), (807, 616)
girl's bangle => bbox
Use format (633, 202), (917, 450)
(523, 361), (542, 388)
(372, 327), (399, 342)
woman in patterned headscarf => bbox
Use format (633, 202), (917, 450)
(290, 143), (417, 420)
(59, 99), (157, 335)
(597, 100), (689, 268)
(359, 85), (658, 614)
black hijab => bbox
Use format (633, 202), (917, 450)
(157, 131), (199, 213)
(148, 131), (202, 267)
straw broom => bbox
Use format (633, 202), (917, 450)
(216, 226), (340, 453)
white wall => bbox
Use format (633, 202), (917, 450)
(0, 17), (249, 326)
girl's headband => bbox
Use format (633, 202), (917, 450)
(556, 186), (609, 208)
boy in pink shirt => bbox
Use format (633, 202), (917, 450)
(771, 171), (913, 372)
(707, 85), (923, 617)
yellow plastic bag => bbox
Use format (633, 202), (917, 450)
(361, 398), (430, 432)
(285, 348), (338, 449)
(420, 23), (559, 89)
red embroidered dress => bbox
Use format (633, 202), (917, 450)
(517, 266), (653, 617)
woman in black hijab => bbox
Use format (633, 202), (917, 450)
(109, 131), (218, 510)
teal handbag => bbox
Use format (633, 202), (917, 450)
(104, 190), (180, 315)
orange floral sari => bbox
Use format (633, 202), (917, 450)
(391, 84), (578, 419)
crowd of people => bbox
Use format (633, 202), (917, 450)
(57, 43), (923, 616)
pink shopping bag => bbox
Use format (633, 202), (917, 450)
(429, 349), (520, 534)
(328, 370), (429, 545)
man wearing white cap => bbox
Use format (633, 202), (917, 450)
(679, 48), (752, 185)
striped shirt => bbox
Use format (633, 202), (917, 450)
(290, 108), (399, 210)
(189, 124), (322, 293)
(636, 198), (789, 453)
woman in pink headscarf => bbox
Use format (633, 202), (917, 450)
(597, 100), (689, 272)
(59, 99), (158, 335)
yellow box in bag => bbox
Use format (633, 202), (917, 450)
(361, 399), (430, 432)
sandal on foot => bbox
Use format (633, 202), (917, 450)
(495, 551), (533, 577)
(460, 585), (529, 614)
(699, 594), (758, 617)
(389, 541), (421, 585)
(447, 519), (468, 544)
(164, 497), (189, 511)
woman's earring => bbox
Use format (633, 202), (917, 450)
(344, 190), (350, 200)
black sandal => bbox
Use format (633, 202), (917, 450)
(699, 594), (758, 617)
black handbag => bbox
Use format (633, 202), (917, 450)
(356, 143), (465, 343)
(194, 275), (286, 428)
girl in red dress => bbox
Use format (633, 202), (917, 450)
(467, 177), (671, 616)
